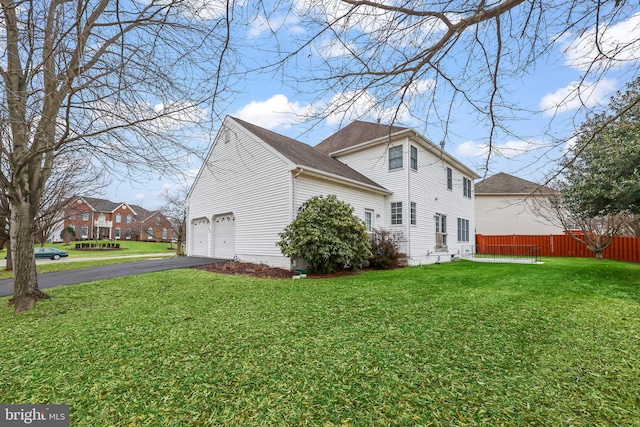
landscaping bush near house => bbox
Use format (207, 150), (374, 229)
(278, 195), (371, 274)
(368, 228), (407, 269)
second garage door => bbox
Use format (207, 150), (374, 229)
(191, 218), (210, 257)
(213, 213), (235, 259)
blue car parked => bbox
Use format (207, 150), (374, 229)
(34, 247), (69, 260)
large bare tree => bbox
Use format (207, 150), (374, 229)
(265, 0), (639, 170)
(1, 0), (236, 313)
(34, 154), (109, 246)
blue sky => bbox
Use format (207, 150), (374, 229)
(108, 3), (640, 209)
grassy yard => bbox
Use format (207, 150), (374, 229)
(1, 258), (639, 426)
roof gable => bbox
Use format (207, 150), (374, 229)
(475, 172), (551, 195)
(231, 117), (387, 191)
(315, 120), (408, 155)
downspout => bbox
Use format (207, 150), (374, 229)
(406, 138), (411, 263)
(292, 168), (304, 221)
(291, 168), (304, 269)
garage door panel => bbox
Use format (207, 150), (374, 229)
(214, 213), (235, 258)
(191, 218), (210, 257)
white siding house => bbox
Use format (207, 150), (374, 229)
(187, 116), (479, 269)
(475, 172), (564, 235)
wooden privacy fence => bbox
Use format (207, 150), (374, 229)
(475, 234), (640, 263)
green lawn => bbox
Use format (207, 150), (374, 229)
(1, 258), (639, 426)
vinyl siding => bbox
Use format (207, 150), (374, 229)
(333, 136), (476, 264)
(294, 174), (386, 227)
(187, 119), (293, 267)
(475, 194), (564, 235)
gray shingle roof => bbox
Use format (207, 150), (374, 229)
(314, 120), (409, 155)
(475, 172), (551, 195)
(81, 196), (121, 212)
(231, 117), (388, 191)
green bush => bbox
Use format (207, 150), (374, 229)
(368, 228), (407, 269)
(60, 226), (75, 243)
(278, 195), (371, 274)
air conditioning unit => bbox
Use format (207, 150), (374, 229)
(436, 232), (446, 249)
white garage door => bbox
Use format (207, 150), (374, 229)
(213, 213), (235, 259)
(191, 218), (210, 257)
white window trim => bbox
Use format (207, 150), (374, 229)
(389, 146), (403, 170)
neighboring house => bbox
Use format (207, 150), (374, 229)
(474, 172), (564, 235)
(63, 196), (174, 242)
(186, 116), (480, 269)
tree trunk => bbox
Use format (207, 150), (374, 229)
(7, 200), (49, 314)
(4, 240), (13, 272)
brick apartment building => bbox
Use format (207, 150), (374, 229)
(63, 196), (175, 242)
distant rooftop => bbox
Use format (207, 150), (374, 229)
(475, 172), (552, 195)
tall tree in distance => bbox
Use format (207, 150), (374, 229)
(533, 77), (640, 259)
(561, 77), (640, 218)
(0, 0), (237, 313)
(159, 186), (188, 256)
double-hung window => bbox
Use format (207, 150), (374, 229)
(410, 146), (418, 170)
(389, 146), (403, 170)
(410, 202), (416, 225)
(391, 202), (402, 225)
(457, 218), (470, 242)
(463, 177), (472, 198)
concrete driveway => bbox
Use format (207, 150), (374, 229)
(0, 256), (226, 298)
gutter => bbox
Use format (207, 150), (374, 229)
(293, 165), (392, 196)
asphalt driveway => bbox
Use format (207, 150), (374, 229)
(0, 257), (226, 298)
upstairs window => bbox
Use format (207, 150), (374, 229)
(447, 168), (452, 190)
(463, 177), (472, 198)
(80, 212), (90, 221)
(115, 214), (122, 223)
(389, 146), (403, 170)
(126, 215), (132, 223)
(410, 146), (418, 170)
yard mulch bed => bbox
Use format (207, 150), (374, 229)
(193, 261), (369, 279)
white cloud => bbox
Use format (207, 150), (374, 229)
(560, 12), (640, 72)
(320, 90), (412, 126)
(539, 78), (616, 116)
(312, 38), (357, 59)
(133, 193), (145, 201)
(153, 101), (208, 130)
(403, 79), (435, 96)
(456, 139), (550, 159)
(233, 94), (312, 130)
(248, 14), (301, 38)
